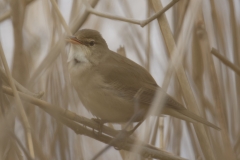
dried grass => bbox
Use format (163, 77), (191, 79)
(0, 0), (239, 159)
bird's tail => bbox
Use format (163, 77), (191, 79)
(162, 107), (220, 130)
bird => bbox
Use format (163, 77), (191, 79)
(66, 29), (220, 130)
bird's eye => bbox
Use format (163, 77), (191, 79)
(89, 41), (95, 46)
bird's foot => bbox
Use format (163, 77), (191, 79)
(114, 121), (143, 150)
(113, 129), (136, 150)
(91, 118), (105, 136)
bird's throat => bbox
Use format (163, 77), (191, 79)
(68, 44), (90, 64)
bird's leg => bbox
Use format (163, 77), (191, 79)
(91, 118), (106, 136)
(126, 120), (143, 135)
(112, 120), (144, 150)
(120, 120), (143, 139)
(113, 110), (145, 150)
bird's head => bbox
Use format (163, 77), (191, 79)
(66, 29), (108, 66)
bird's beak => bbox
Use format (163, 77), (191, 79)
(66, 36), (79, 63)
(65, 36), (82, 45)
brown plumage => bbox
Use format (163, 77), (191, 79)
(67, 29), (220, 130)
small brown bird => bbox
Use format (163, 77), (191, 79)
(67, 29), (219, 130)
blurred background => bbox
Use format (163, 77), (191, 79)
(0, 0), (239, 159)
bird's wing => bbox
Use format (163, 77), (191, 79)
(95, 51), (184, 108)
(95, 51), (188, 109)
(94, 51), (159, 107)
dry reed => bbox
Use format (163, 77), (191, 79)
(0, 0), (239, 160)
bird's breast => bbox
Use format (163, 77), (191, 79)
(68, 68), (137, 122)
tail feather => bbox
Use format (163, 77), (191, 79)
(162, 108), (220, 130)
